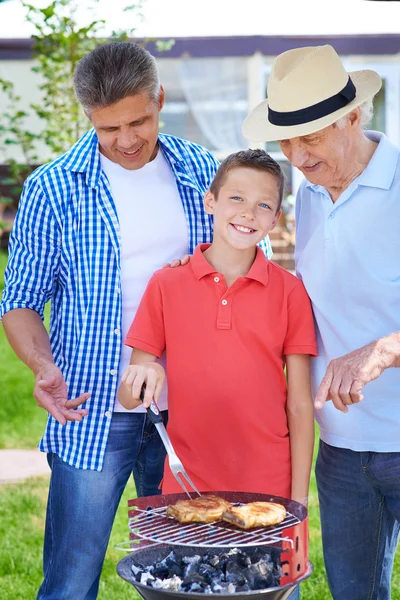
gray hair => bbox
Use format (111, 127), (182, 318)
(335, 98), (375, 130)
(73, 42), (160, 111)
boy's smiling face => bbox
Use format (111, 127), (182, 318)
(204, 167), (281, 251)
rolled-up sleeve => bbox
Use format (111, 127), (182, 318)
(0, 178), (60, 321)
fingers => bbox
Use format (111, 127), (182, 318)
(349, 380), (364, 404)
(34, 381), (90, 425)
(169, 259), (183, 268)
(153, 376), (165, 404)
(162, 255), (191, 269)
(121, 364), (165, 407)
(328, 375), (349, 413)
(65, 392), (91, 409)
(315, 359), (366, 413)
(180, 254), (190, 266)
(314, 370), (332, 410)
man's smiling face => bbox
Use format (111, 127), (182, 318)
(88, 90), (164, 170)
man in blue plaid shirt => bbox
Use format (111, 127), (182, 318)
(1, 42), (271, 599)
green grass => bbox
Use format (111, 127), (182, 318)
(0, 250), (48, 448)
(1, 248), (400, 599)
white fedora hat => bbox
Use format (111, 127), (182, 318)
(242, 45), (382, 143)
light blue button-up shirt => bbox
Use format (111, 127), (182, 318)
(295, 131), (400, 451)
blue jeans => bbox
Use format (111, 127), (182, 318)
(316, 440), (400, 600)
(37, 411), (167, 600)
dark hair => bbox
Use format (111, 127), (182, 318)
(210, 149), (285, 212)
(73, 42), (160, 111)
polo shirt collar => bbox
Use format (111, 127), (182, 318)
(358, 131), (398, 190)
(191, 244), (269, 286)
(305, 130), (399, 195)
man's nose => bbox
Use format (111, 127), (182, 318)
(118, 129), (137, 149)
(290, 143), (309, 168)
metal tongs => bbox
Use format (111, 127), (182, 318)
(140, 385), (201, 499)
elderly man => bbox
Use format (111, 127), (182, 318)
(0, 42), (271, 600)
(243, 44), (400, 600)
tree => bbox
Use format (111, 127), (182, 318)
(0, 0), (171, 215)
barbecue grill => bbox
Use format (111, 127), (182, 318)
(116, 491), (312, 599)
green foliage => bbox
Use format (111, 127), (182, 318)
(0, 0), (154, 205)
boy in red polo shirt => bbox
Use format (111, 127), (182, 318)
(119, 149), (317, 505)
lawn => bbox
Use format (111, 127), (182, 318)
(1, 248), (399, 599)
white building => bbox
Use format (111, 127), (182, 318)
(1, 34), (400, 198)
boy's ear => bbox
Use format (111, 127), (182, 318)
(270, 209), (282, 231)
(204, 190), (216, 214)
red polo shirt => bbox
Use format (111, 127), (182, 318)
(125, 244), (317, 497)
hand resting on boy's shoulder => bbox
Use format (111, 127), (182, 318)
(163, 254), (191, 269)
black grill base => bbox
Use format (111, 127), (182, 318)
(116, 545), (313, 600)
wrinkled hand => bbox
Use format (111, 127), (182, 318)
(34, 363), (90, 425)
(121, 362), (165, 408)
(163, 254), (191, 269)
(314, 340), (389, 413)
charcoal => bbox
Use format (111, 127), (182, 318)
(196, 563), (215, 584)
(236, 580), (251, 592)
(132, 547), (283, 593)
(152, 563), (170, 579)
(252, 575), (271, 590)
(250, 547), (271, 564)
(152, 575), (183, 591)
(156, 551), (184, 578)
(181, 573), (210, 593)
(183, 560), (202, 578)
(207, 554), (220, 568)
(182, 555), (201, 566)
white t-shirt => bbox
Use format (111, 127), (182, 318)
(100, 147), (189, 412)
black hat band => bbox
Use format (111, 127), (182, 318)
(268, 76), (356, 127)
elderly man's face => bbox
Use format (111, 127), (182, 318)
(279, 121), (355, 188)
(88, 89), (164, 170)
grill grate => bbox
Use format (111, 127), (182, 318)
(129, 504), (301, 548)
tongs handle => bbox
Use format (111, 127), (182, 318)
(140, 383), (163, 425)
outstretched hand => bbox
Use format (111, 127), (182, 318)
(314, 340), (389, 413)
(34, 363), (90, 425)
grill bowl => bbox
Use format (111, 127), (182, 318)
(116, 545), (313, 600)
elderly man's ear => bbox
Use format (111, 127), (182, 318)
(204, 190), (216, 215)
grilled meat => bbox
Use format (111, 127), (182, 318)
(222, 502), (286, 530)
(166, 495), (233, 524)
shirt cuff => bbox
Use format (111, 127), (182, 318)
(124, 336), (163, 358)
(284, 344), (318, 357)
(0, 301), (44, 321)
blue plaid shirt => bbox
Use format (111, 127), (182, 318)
(1, 129), (272, 470)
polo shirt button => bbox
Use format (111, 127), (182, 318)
(105, 411), (112, 418)
(328, 213), (335, 219)
(114, 328), (120, 335)
(214, 276), (220, 283)
(110, 369), (117, 375)
(221, 299), (228, 306)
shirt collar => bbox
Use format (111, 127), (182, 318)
(191, 244), (269, 286)
(358, 131), (399, 190)
(305, 130), (399, 194)
(57, 129), (197, 190)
